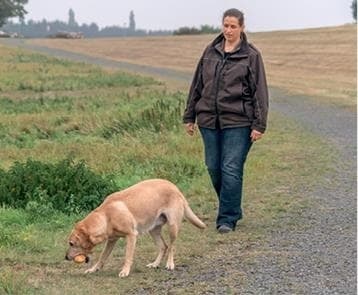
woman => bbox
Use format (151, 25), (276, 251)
(183, 8), (269, 233)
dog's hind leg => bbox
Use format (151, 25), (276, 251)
(147, 226), (168, 268)
(85, 238), (118, 274)
(166, 223), (179, 270)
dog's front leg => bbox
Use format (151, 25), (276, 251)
(119, 232), (137, 277)
(85, 239), (118, 274)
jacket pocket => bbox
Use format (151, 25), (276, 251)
(219, 99), (245, 116)
(202, 57), (220, 84)
(194, 96), (212, 114)
(237, 100), (245, 116)
(244, 101), (254, 119)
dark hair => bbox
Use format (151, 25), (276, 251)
(222, 8), (244, 26)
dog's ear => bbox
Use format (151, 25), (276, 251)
(87, 218), (106, 245)
(89, 234), (104, 245)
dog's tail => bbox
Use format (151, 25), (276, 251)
(183, 201), (206, 229)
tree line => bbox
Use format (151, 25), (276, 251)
(1, 8), (219, 38)
(2, 8), (220, 38)
(2, 0), (356, 38)
(173, 25), (220, 35)
(0, 1), (219, 38)
(2, 9), (172, 38)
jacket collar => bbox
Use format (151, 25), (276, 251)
(212, 33), (249, 57)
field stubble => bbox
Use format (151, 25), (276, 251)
(29, 24), (357, 108)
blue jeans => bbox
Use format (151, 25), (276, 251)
(199, 127), (252, 229)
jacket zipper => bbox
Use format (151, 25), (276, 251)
(214, 54), (228, 129)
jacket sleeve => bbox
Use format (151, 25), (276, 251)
(182, 54), (204, 124)
(249, 51), (269, 133)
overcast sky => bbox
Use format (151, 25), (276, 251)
(24, 0), (354, 32)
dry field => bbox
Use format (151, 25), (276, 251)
(30, 24), (357, 107)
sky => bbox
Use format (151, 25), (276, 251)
(23, 0), (355, 32)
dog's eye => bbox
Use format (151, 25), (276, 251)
(69, 241), (74, 247)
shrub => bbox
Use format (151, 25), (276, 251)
(0, 158), (116, 214)
(173, 25), (220, 35)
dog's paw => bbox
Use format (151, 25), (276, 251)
(146, 262), (160, 268)
(118, 268), (130, 278)
(85, 266), (100, 274)
(165, 263), (175, 271)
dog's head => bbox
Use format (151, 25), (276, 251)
(65, 214), (107, 263)
(65, 222), (94, 263)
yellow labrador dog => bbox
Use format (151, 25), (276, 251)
(65, 179), (206, 277)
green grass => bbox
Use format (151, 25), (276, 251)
(0, 45), (333, 294)
(0, 50), (157, 93)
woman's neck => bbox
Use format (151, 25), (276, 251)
(224, 39), (241, 52)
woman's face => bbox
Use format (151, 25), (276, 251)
(222, 16), (244, 43)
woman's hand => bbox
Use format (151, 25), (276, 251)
(250, 129), (263, 142)
(184, 123), (196, 136)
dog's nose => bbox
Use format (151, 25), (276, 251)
(65, 254), (71, 261)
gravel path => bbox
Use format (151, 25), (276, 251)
(1, 39), (356, 294)
(236, 88), (357, 294)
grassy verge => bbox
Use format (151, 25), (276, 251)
(0, 46), (332, 294)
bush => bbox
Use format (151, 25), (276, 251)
(173, 25), (220, 35)
(0, 158), (117, 214)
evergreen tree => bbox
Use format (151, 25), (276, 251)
(352, 0), (357, 21)
(68, 8), (78, 28)
(129, 10), (135, 32)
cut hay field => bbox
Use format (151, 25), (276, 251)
(30, 24), (357, 108)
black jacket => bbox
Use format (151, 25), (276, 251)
(183, 33), (269, 133)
